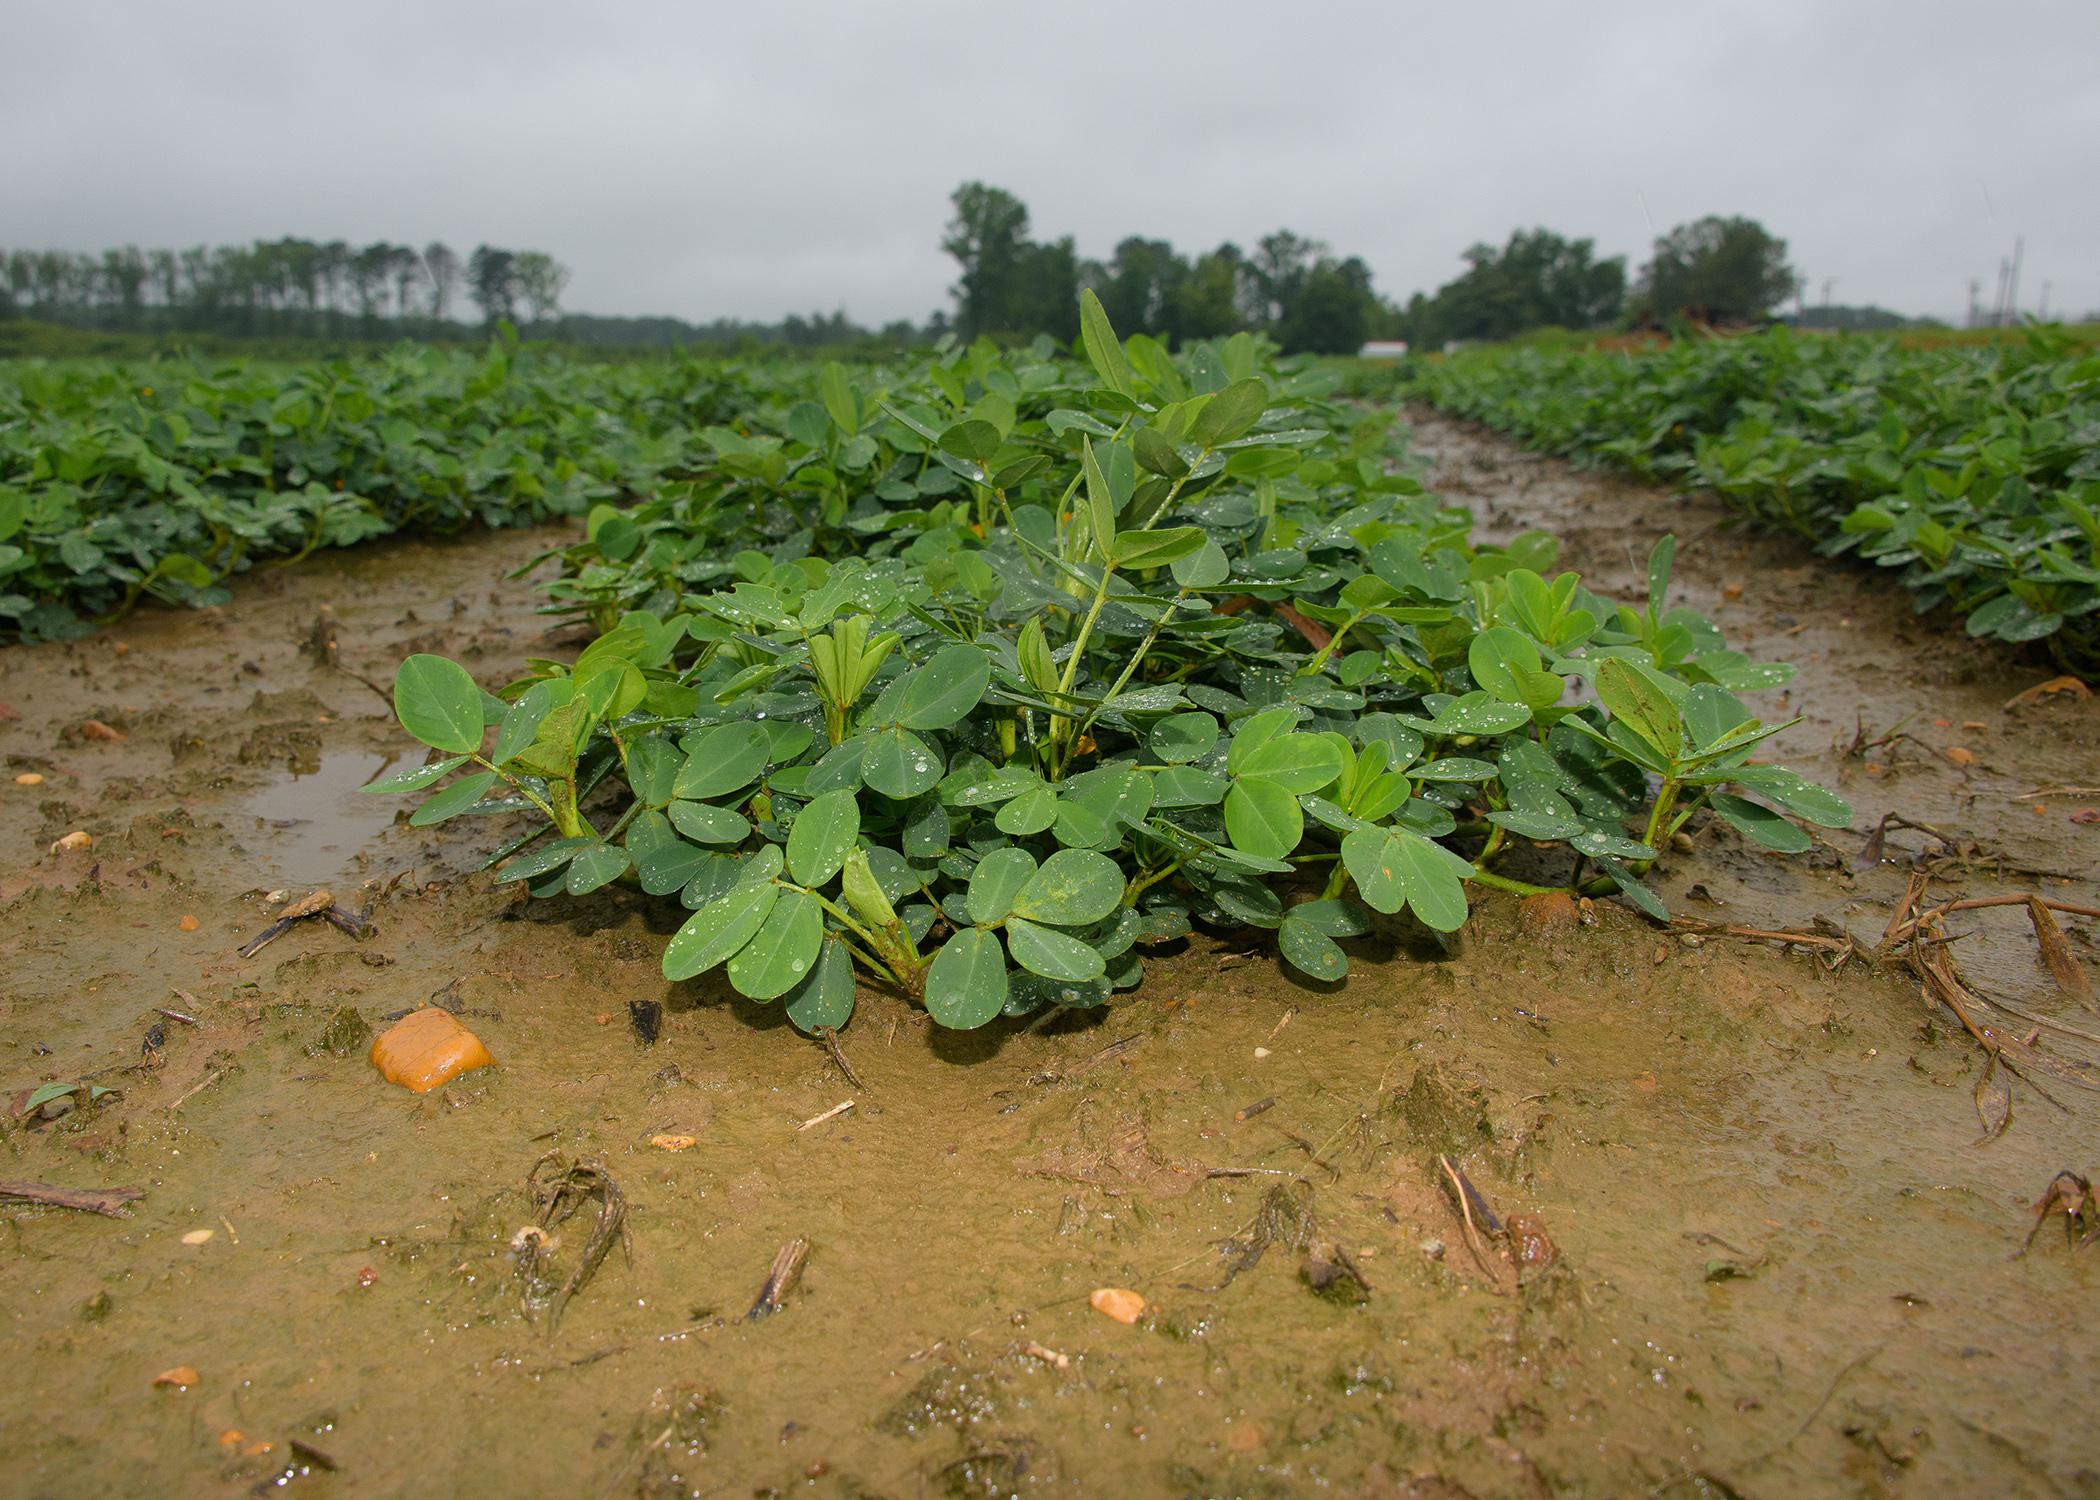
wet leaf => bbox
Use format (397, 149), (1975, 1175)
(786, 788), (859, 887)
(924, 928), (1008, 1029)
(663, 880), (779, 981)
(392, 654), (484, 754)
(1974, 1053), (2012, 1141)
(2026, 897), (2092, 1001)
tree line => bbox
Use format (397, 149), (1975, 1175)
(3, 196), (1817, 355)
(0, 238), (569, 338)
(943, 182), (1386, 354)
(944, 184), (1813, 354)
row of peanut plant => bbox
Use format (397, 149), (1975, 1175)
(1407, 326), (2100, 668)
(0, 334), (764, 640)
(376, 296), (1847, 1033)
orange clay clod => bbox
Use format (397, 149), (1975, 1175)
(369, 1008), (496, 1092)
(1089, 1287), (1146, 1324)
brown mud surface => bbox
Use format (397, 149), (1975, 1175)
(3, 428), (2097, 1499)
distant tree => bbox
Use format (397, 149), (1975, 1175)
(1172, 244), (1250, 341)
(315, 238), (352, 317)
(1789, 302), (1931, 332)
(942, 182), (1035, 339)
(1248, 230), (1323, 328)
(1021, 236), (1080, 343)
(147, 248), (179, 312)
(466, 245), (517, 325)
(1638, 216), (1800, 324)
(350, 242), (394, 321)
(1277, 255), (1376, 354)
(1397, 228), (1624, 347)
(422, 242), (460, 321)
(1090, 236), (1189, 338)
(387, 245), (425, 321)
(510, 251), (570, 324)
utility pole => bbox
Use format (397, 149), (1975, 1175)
(2006, 234), (2024, 321)
(1967, 278), (1980, 329)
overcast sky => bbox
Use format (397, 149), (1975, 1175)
(12, 1), (2097, 325)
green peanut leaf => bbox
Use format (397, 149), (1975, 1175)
(787, 788), (860, 886)
(785, 936), (857, 1033)
(664, 879), (779, 981)
(1235, 733), (1346, 795)
(1278, 915), (1348, 981)
(967, 846), (1038, 925)
(675, 722), (770, 799)
(1711, 793), (1813, 852)
(563, 841), (632, 896)
(1079, 288), (1138, 404)
(861, 726), (943, 799)
(1112, 526), (1206, 569)
(1223, 777), (1302, 861)
(1342, 826), (1470, 927)
(1009, 848), (1124, 926)
(408, 770), (497, 826)
(360, 755), (467, 794)
(668, 799), (751, 846)
(994, 785), (1058, 836)
(1595, 658), (1683, 759)
(1004, 916), (1107, 982)
(895, 646), (991, 731)
(626, 811), (711, 895)
(726, 888), (823, 1000)
(1150, 711), (1219, 764)
(925, 928), (1010, 1029)
(393, 654), (485, 754)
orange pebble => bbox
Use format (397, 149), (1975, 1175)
(1518, 891), (1580, 934)
(1944, 746), (1977, 767)
(1089, 1287), (1146, 1324)
(178, 914), (200, 932)
(369, 1008), (495, 1093)
(153, 1366), (199, 1389)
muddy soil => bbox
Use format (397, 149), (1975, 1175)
(2, 434), (2097, 1500)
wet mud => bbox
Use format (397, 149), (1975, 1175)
(2, 435), (2096, 1498)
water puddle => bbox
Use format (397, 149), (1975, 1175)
(239, 750), (399, 885)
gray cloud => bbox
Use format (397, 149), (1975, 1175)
(10, 0), (2096, 324)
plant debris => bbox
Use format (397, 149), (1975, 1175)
(746, 1236), (811, 1320)
(237, 889), (373, 958)
(516, 1152), (629, 1333)
(0, 1180), (145, 1217)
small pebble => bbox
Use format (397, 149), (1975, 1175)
(14, 772), (43, 786)
(180, 1229), (214, 1246)
(1252, 1046), (1271, 1059)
